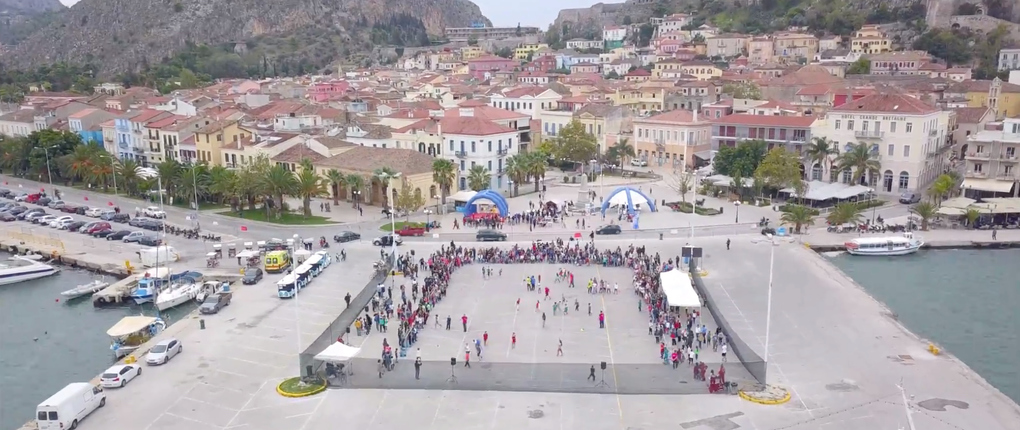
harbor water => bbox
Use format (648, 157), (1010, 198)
(829, 248), (1020, 404)
(0, 261), (194, 430)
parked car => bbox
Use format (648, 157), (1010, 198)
(85, 207), (106, 217)
(475, 229), (507, 242)
(0, 213), (15, 222)
(102, 212), (130, 223)
(122, 231), (146, 243)
(85, 222), (111, 235)
(199, 292), (232, 314)
(93, 229), (116, 238)
(0, 188), (11, 198)
(143, 206), (166, 219)
(48, 200), (65, 209)
(372, 234), (403, 247)
(13, 193), (29, 202)
(36, 197), (52, 206)
(596, 224), (622, 235)
(61, 204), (83, 214)
(106, 230), (133, 241)
(99, 364), (141, 388)
(139, 219), (164, 231)
(900, 192), (921, 204)
(23, 193), (41, 203)
(49, 215), (74, 228)
(35, 383), (106, 430)
(396, 225), (426, 237)
(35, 215), (58, 225)
(128, 217), (151, 227)
(333, 231), (361, 243)
(241, 267), (263, 285)
(138, 235), (163, 246)
(145, 338), (182, 365)
(630, 158), (648, 167)
(8, 206), (28, 216)
(20, 209), (46, 221)
(65, 221), (86, 232)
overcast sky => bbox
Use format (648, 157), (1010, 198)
(58, 0), (600, 30)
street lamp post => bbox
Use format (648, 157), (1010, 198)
(424, 208), (433, 231)
(734, 201), (740, 224)
(41, 147), (53, 188)
(753, 235), (778, 384)
(292, 233), (302, 355)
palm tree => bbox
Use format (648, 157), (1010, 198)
(155, 160), (182, 203)
(432, 159), (456, 205)
(964, 208), (981, 228)
(295, 159), (326, 217)
(524, 152), (547, 192)
(836, 142), (880, 186)
(180, 163), (211, 209)
(928, 173), (956, 205)
(86, 152), (115, 192)
(826, 202), (864, 226)
(505, 155), (528, 197)
(346, 174), (365, 205)
(779, 204), (815, 233)
(117, 159), (141, 196)
(261, 164), (298, 218)
(911, 201), (937, 231)
(324, 169), (345, 206)
(803, 137), (839, 182)
(208, 166), (239, 208)
(60, 145), (97, 185)
(467, 165), (491, 191)
(373, 167), (400, 208)
(605, 139), (636, 168)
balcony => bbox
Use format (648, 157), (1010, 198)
(132, 147), (144, 153)
(1001, 154), (1019, 163)
(455, 151), (468, 158)
(967, 151), (991, 160)
(996, 172), (1016, 180)
(497, 168), (505, 175)
(854, 130), (885, 139)
(929, 129), (938, 137)
(967, 170), (988, 178)
(497, 148), (508, 156)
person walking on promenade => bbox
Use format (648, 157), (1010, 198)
(464, 345), (471, 368)
(992, 227), (998, 240)
(588, 303), (592, 316)
(483, 331), (489, 346)
(414, 357), (422, 379)
(720, 343), (728, 363)
(512, 332), (517, 349)
(557, 339), (563, 356)
(726, 239), (730, 250)
(588, 365), (596, 381)
(516, 298), (520, 311)
(598, 311), (605, 329)
(542, 312), (547, 328)
(462, 314), (468, 332)
(377, 359), (385, 378)
(446, 315), (451, 330)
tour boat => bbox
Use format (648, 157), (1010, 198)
(0, 255), (59, 286)
(155, 281), (201, 311)
(60, 278), (109, 299)
(845, 232), (924, 256)
(108, 315), (166, 359)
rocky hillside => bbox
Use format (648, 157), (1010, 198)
(3, 0), (489, 73)
(0, 0), (64, 15)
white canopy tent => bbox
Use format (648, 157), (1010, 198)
(607, 188), (652, 207)
(314, 342), (361, 363)
(659, 270), (701, 308)
(450, 190), (477, 203)
(779, 180), (872, 201)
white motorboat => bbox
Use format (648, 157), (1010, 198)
(108, 315), (166, 359)
(845, 232), (924, 256)
(0, 254), (59, 286)
(196, 280), (230, 303)
(60, 278), (109, 299)
(155, 282), (201, 311)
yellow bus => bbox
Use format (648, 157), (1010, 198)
(264, 250), (291, 273)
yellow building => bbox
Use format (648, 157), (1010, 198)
(314, 146), (439, 206)
(851, 25), (891, 54)
(948, 78), (1020, 120)
(514, 43), (548, 60)
(193, 119), (247, 166)
(773, 33), (818, 60)
(610, 81), (673, 113)
(460, 46), (483, 60)
(680, 60), (723, 81)
(652, 58), (684, 78)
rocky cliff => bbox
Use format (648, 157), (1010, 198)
(0, 0), (64, 15)
(3, 0), (489, 73)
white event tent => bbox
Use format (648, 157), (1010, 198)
(314, 342), (361, 363)
(658, 270), (701, 309)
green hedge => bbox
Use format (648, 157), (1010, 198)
(779, 200), (884, 216)
(665, 201), (722, 216)
(779, 204), (820, 216)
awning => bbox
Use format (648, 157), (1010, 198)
(659, 270), (701, 308)
(780, 180), (872, 201)
(314, 342), (361, 362)
(107, 316), (157, 337)
(941, 196), (975, 209)
(694, 150), (715, 160)
(962, 178), (1014, 194)
(450, 190), (477, 202)
(937, 207), (966, 216)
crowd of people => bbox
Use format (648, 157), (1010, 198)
(336, 239), (732, 392)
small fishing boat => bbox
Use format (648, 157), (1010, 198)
(196, 280), (230, 303)
(60, 278), (109, 299)
(108, 315), (166, 359)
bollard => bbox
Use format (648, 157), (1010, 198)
(200, 319), (206, 330)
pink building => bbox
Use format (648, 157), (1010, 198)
(468, 56), (519, 80)
(308, 80), (351, 103)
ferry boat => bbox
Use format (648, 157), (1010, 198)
(845, 232), (924, 256)
(0, 254), (59, 286)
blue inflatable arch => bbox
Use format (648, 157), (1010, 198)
(464, 190), (509, 217)
(600, 186), (657, 215)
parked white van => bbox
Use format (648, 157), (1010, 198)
(36, 382), (106, 430)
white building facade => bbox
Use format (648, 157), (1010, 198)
(442, 117), (520, 192)
(489, 88), (562, 118)
(962, 118), (1020, 197)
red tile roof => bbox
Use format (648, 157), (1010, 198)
(829, 93), (937, 115)
(439, 116), (516, 136)
(442, 105), (527, 121)
(641, 110), (699, 123)
(712, 114), (817, 127)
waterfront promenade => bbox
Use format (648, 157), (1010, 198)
(17, 236), (1020, 430)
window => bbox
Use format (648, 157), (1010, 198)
(847, 120), (854, 130)
(887, 144), (895, 156)
(460, 160), (465, 171)
(898, 172), (909, 190)
(449, 140), (454, 151)
(906, 123), (913, 133)
(471, 142), (476, 152)
(488, 160), (492, 170)
(890, 122), (897, 133)
(488, 142), (492, 152)
(903, 145), (910, 157)
(974, 163), (983, 172)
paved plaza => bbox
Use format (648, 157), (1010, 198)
(345, 261), (745, 394)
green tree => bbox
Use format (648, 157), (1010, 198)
(505, 155), (528, 197)
(912, 28), (971, 66)
(295, 159), (326, 217)
(911, 202), (938, 231)
(346, 174), (366, 204)
(836, 142), (881, 185)
(780, 204), (815, 233)
(523, 151), (548, 192)
(117, 159), (142, 196)
(604, 138), (635, 167)
(467, 165), (491, 191)
(928, 173), (956, 205)
(551, 120), (599, 166)
(964, 208), (981, 227)
(324, 169), (345, 206)
(826, 202), (864, 226)
(846, 58), (871, 74)
(373, 167), (400, 208)
(467, 36), (479, 46)
(803, 137), (839, 182)
(713, 140), (767, 177)
(261, 164), (298, 218)
(432, 159), (456, 205)
(754, 147), (804, 196)
(721, 82), (762, 99)
(394, 178), (426, 221)
(666, 169), (694, 202)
